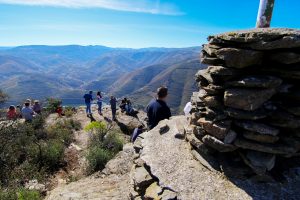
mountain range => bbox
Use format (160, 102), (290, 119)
(0, 45), (205, 113)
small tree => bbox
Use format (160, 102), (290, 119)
(256, 0), (275, 28)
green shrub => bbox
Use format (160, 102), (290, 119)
(17, 189), (41, 200)
(0, 188), (41, 200)
(40, 140), (64, 170)
(85, 121), (107, 142)
(64, 107), (75, 118)
(47, 125), (73, 146)
(103, 133), (123, 154)
(85, 121), (123, 173)
(45, 98), (61, 113)
(86, 147), (113, 172)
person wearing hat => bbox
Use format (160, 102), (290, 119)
(32, 100), (42, 114)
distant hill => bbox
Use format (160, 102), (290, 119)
(0, 45), (203, 113)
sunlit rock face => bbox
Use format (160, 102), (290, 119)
(190, 28), (300, 176)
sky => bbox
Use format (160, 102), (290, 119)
(0, 0), (299, 48)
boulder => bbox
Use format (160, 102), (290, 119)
(214, 48), (263, 68)
(224, 88), (276, 111)
(234, 138), (297, 155)
(243, 131), (279, 144)
(235, 120), (279, 136)
(226, 75), (282, 88)
(198, 118), (231, 140)
(133, 166), (154, 192)
(202, 135), (238, 152)
(269, 52), (300, 64)
(225, 107), (267, 120)
(144, 182), (162, 200)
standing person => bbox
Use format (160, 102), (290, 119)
(109, 96), (117, 121)
(96, 91), (103, 116)
(146, 86), (171, 130)
(21, 101), (35, 122)
(6, 105), (18, 120)
(83, 91), (93, 116)
(32, 100), (42, 114)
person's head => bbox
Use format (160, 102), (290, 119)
(157, 86), (168, 101)
(34, 100), (39, 105)
(111, 96), (115, 99)
(9, 105), (15, 111)
(89, 91), (93, 95)
(121, 99), (125, 103)
(26, 99), (31, 104)
(24, 102), (30, 107)
(124, 98), (127, 102)
(97, 91), (101, 96)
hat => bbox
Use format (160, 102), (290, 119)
(25, 99), (31, 103)
(34, 100), (39, 103)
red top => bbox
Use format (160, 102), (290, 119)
(7, 110), (17, 120)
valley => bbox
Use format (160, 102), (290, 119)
(0, 45), (204, 113)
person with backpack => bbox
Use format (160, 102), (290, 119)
(146, 86), (171, 130)
(83, 91), (93, 116)
(110, 96), (117, 121)
(96, 91), (103, 116)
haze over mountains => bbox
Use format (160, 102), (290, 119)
(0, 45), (204, 113)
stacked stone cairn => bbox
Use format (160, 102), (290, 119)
(189, 28), (300, 176)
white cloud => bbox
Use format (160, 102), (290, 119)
(0, 0), (184, 15)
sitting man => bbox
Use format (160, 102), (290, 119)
(21, 101), (35, 122)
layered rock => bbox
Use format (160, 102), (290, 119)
(190, 28), (300, 176)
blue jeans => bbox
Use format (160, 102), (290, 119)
(97, 102), (102, 113)
(86, 102), (91, 114)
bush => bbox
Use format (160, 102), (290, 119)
(86, 147), (113, 172)
(40, 140), (64, 170)
(85, 121), (124, 173)
(17, 189), (41, 200)
(0, 188), (41, 200)
(0, 90), (8, 105)
(102, 133), (123, 154)
(64, 107), (75, 118)
(45, 98), (61, 113)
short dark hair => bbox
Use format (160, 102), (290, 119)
(157, 86), (168, 98)
(25, 102), (30, 107)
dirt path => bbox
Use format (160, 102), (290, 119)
(46, 105), (146, 190)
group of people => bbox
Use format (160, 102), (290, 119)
(6, 99), (42, 122)
(83, 86), (171, 134)
(83, 86), (172, 142)
(83, 91), (136, 121)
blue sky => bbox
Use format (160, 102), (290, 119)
(0, 0), (299, 48)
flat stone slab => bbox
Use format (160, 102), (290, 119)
(208, 28), (300, 50)
(224, 88), (276, 111)
(226, 76), (282, 88)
